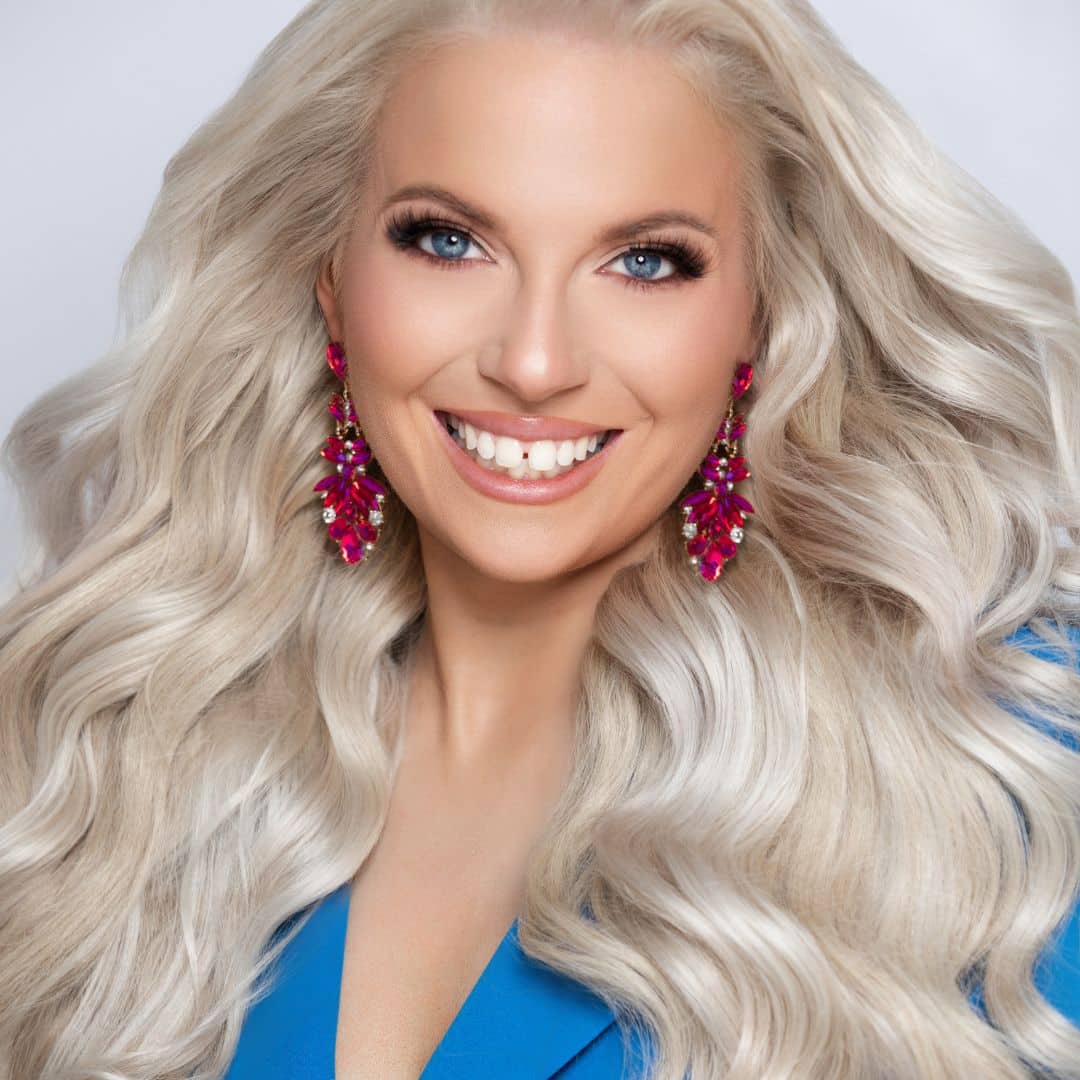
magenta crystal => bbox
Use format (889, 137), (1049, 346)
(680, 489), (712, 512)
(320, 435), (345, 463)
(714, 535), (737, 559)
(355, 474), (386, 500)
(730, 363), (753, 400)
(690, 498), (719, 526)
(717, 507), (742, 533)
(327, 341), (348, 381)
(314, 474), (352, 511)
(687, 533), (709, 556)
(339, 529), (365, 563)
(345, 482), (374, 511)
(700, 545), (725, 577)
(726, 456), (749, 482)
(328, 517), (353, 541)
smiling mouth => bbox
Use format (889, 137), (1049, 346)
(435, 409), (617, 480)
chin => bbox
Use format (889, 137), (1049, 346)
(462, 548), (588, 585)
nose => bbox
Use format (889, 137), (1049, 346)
(475, 272), (589, 405)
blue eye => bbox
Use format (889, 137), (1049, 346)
(615, 249), (677, 284)
(386, 209), (488, 268)
(420, 227), (481, 262)
(385, 207), (709, 289)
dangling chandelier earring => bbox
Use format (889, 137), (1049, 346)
(312, 341), (387, 564)
(679, 361), (755, 582)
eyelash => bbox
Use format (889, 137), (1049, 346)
(384, 207), (709, 291)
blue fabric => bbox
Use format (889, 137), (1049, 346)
(224, 623), (1080, 1079)
(976, 620), (1080, 1026)
(223, 885), (646, 1079)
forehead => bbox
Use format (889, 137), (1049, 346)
(369, 30), (743, 236)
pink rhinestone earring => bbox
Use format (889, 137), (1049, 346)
(678, 361), (755, 582)
(313, 341), (388, 564)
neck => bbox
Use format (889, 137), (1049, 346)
(407, 519), (661, 771)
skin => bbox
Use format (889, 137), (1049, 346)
(315, 29), (760, 1077)
(316, 29), (759, 776)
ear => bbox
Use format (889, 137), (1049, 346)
(315, 256), (345, 342)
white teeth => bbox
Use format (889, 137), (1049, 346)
(476, 430), (496, 461)
(441, 411), (613, 479)
(494, 436), (523, 468)
(527, 440), (558, 472)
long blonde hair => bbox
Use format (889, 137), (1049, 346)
(2, 1), (1079, 1077)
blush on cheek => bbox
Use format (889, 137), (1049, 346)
(341, 249), (482, 389)
(612, 278), (751, 407)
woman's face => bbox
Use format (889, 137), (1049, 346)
(317, 30), (758, 584)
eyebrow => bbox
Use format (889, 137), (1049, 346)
(381, 183), (722, 245)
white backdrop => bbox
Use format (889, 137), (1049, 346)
(1, 1), (1078, 593)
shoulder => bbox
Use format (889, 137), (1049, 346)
(224, 889), (347, 1079)
(1001, 619), (1080, 676)
(1037, 892), (1080, 1031)
(1003, 620), (1080, 1027)
(1000, 619), (1080, 749)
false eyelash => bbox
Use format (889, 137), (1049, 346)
(622, 233), (710, 283)
(384, 207), (710, 289)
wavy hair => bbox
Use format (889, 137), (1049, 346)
(2, 1), (1079, 1076)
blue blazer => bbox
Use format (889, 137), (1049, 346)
(225, 625), (1080, 1079)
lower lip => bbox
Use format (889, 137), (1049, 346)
(431, 410), (623, 505)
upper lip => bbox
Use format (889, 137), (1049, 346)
(435, 408), (618, 442)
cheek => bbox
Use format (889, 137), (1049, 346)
(338, 244), (479, 395)
(622, 291), (748, 431)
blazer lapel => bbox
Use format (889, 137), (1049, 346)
(225, 886), (351, 1079)
(420, 919), (618, 1079)
(233, 884), (620, 1079)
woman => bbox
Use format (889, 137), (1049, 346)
(2, 0), (1078, 1077)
